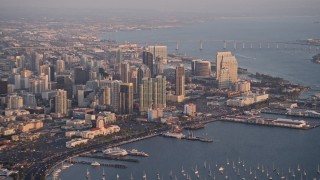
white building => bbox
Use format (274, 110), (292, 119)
(184, 103), (196, 116)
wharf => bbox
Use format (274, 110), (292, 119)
(69, 160), (127, 169)
(261, 108), (320, 119)
(182, 136), (213, 142)
(80, 154), (139, 163)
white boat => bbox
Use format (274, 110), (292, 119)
(91, 161), (100, 166)
(128, 149), (149, 157)
(103, 147), (128, 156)
(219, 167), (224, 174)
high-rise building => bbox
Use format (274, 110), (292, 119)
(74, 66), (89, 85)
(15, 56), (25, 69)
(55, 89), (67, 116)
(110, 80), (122, 112)
(120, 62), (130, 83)
(22, 93), (36, 107)
(14, 74), (21, 90)
(40, 64), (51, 82)
(101, 86), (111, 106)
(137, 64), (151, 86)
(129, 67), (138, 94)
(31, 52), (43, 73)
(0, 78), (8, 95)
(139, 75), (166, 112)
(216, 52), (238, 89)
(119, 83), (133, 114)
(116, 49), (123, 64)
(219, 68), (231, 89)
(175, 64), (185, 96)
(153, 75), (166, 109)
(142, 51), (154, 77)
(139, 78), (153, 112)
(56, 60), (65, 75)
(191, 59), (211, 76)
(216, 51), (238, 82)
(148, 46), (168, 64)
(7, 94), (23, 109)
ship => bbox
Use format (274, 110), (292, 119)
(127, 149), (149, 157)
(91, 161), (100, 166)
(103, 147), (128, 156)
(162, 132), (185, 139)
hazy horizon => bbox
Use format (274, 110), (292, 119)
(1, 0), (320, 18)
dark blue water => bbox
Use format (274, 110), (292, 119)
(58, 16), (320, 179)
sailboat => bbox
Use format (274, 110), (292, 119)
(237, 168), (240, 176)
(297, 164), (301, 172)
(266, 169), (269, 177)
(204, 160), (207, 169)
(226, 158), (230, 165)
(101, 168), (106, 180)
(318, 164), (320, 174)
(289, 167), (291, 173)
(86, 168), (90, 180)
(169, 170), (173, 179)
(273, 163), (276, 172)
(156, 171), (160, 180)
(249, 167), (252, 175)
(130, 173), (134, 180)
(257, 164), (260, 170)
(254, 170), (257, 179)
(292, 170), (295, 178)
(238, 157), (241, 164)
(143, 171), (147, 180)
(175, 41), (179, 52)
(200, 40), (203, 51)
(261, 164), (264, 173)
(233, 161), (235, 169)
(116, 174), (119, 180)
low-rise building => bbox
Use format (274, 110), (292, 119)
(18, 120), (43, 132)
(66, 138), (89, 148)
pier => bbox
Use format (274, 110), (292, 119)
(80, 154), (139, 163)
(69, 160), (127, 169)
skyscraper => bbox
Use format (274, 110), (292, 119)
(56, 60), (65, 75)
(74, 66), (89, 85)
(139, 75), (166, 112)
(0, 78), (8, 95)
(216, 51), (238, 82)
(148, 46), (168, 64)
(153, 75), (166, 109)
(139, 78), (153, 112)
(120, 62), (130, 83)
(39, 64), (51, 82)
(175, 64), (185, 96)
(191, 59), (211, 77)
(55, 89), (67, 116)
(142, 51), (154, 77)
(116, 49), (123, 64)
(137, 64), (151, 86)
(216, 52), (238, 89)
(110, 80), (122, 112)
(119, 83), (133, 114)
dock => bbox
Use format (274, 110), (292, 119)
(79, 154), (139, 163)
(69, 160), (127, 169)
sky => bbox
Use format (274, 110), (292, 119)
(0, 0), (320, 17)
